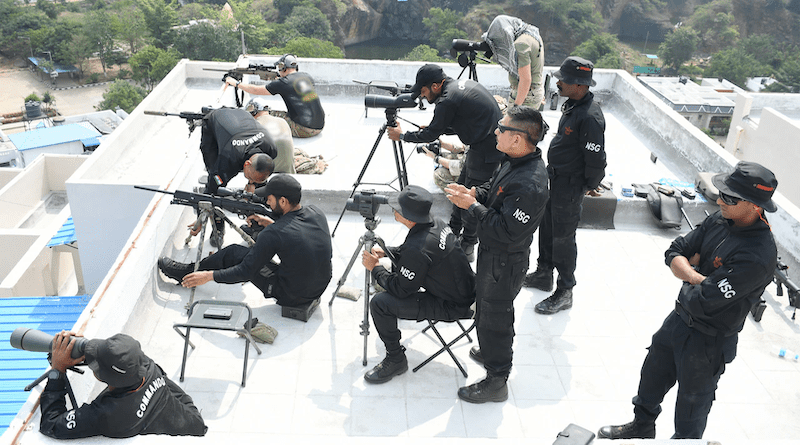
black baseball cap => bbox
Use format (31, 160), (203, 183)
(84, 334), (146, 388)
(712, 161), (778, 212)
(260, 174), (302, 203)
(390, 185), (433, 224)
(553, 56), (596, 87)
(410, 64), (446, 99)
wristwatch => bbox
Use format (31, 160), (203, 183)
(434, 156), (440, 165)
(48, 369), (65, 380)
(398, 133), (405, 141)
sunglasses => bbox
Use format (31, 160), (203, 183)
(718, 191), (742, 206)
(497, 119), (529, 135)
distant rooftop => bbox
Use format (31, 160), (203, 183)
(7, 124), (101, 152)
(637, 76), (736, 114)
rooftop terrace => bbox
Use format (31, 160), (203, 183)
(2, 58), (800, 445)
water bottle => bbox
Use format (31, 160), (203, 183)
(778, 348), (799, 361)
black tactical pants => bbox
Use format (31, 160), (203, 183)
(632, 311), (735, 439)
(537, 174), (585, 289)
(199, 245), (279, 300)
(474, 247), (529, 377)
(370, 291), (471, 353)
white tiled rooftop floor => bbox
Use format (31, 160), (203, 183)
(16, 85), (800, 445)
(125, 213), (800, 444)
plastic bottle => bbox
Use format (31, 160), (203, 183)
(778, 348), (799, 361)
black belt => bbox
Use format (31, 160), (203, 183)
(674, 301), (736, 337)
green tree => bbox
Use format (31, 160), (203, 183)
(84, 10), (118, 76)
(225, 0), (268, 54)
(422, 7), (466, 54)
(97, 79), (147, 112)
(705, 47), (765, 88)
(266, 36), (343, 58)
(771, 52), (800, 92)
(402, 44), (449, 62)
(738, 34), (781, 69)
(63, 32), (94, 76)
(111, 0), (147, 54)
(573, 33), (619, 66)
(138, 0), (177, 48)
(283, 5), (332, 42)
(36, 0), (58, 20)
(174, 22), (240, 61)
(688, 1), (739, 53)
(273, 0), (311, 20)
(658, 27), (699, 71)
(538, 0), (601, 47)
(128, 45), (180, 90)
(1, 0), (50, 58)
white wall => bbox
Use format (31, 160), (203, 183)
(20, 141), (84, 167)
(725, 93), (800, 208)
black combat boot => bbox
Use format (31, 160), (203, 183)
(597, 419), (656, 439)
(457, 374), (508, 403)
(158, 257), (195, 283)
(534, 288), (573, 314)
(523, 267), (553, 291)
(468, 346), (484, 364)
(364, 347), (408, 384)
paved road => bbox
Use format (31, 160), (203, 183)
(0, 68), (110, 119)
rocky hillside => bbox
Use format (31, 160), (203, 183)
(330, 0), (800, 55)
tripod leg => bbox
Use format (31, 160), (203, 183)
(186, 205), (211, 311)
(213, 207), (255, 247)
(332, 124), (389, 237)
(329, 236), (367, 306)
(361, 236), (375, 366)
(394, 140), (409, 189)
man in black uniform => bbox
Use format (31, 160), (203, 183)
(39, 331), (207, 438)
(197, 106), (278, 247)
(598, 162), (778, 439)
(360, 185), (476, 384)
(526, 56), (607, 315)
(200, 107), (277, 195)
(159, 175), (332, 308)
(389, 64), (503, 261)
(227, 54), (325, 138)
(446, 105), (549, 403)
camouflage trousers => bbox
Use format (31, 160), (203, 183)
(268, 110), (322, 138)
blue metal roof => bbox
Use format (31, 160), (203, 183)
(26, 57), (79, 74)
(46, 217), (77, 247)
(0, 295), (90, 435)
(7, 124), (101, 151)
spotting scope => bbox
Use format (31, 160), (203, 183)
(10, 327), (87, 359)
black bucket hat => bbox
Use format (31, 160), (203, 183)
(410, 64), (446, 99)
(712, 161), (778, 212)
(390, 185), (433, 224)
(553, 56), (596, 87)
(84, 334), (146, 389)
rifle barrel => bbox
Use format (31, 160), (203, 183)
(143, 110), (170, 116)
(134, 185), (174, 195)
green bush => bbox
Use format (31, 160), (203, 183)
(88, 73), (101, 84)
(25, 93), (41, 102)
(117, 68), (132, 79)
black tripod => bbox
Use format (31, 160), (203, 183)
(332, 108), (409, 237)
(26, 365), (85, 409)
(456, 50), (487, 82)
(329, 216), (396, 366)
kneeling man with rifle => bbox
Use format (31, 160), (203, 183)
(159, 175), (332, 310)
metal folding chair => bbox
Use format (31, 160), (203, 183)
(412, 316), (476, 378)
(173, 300), (262, 387)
